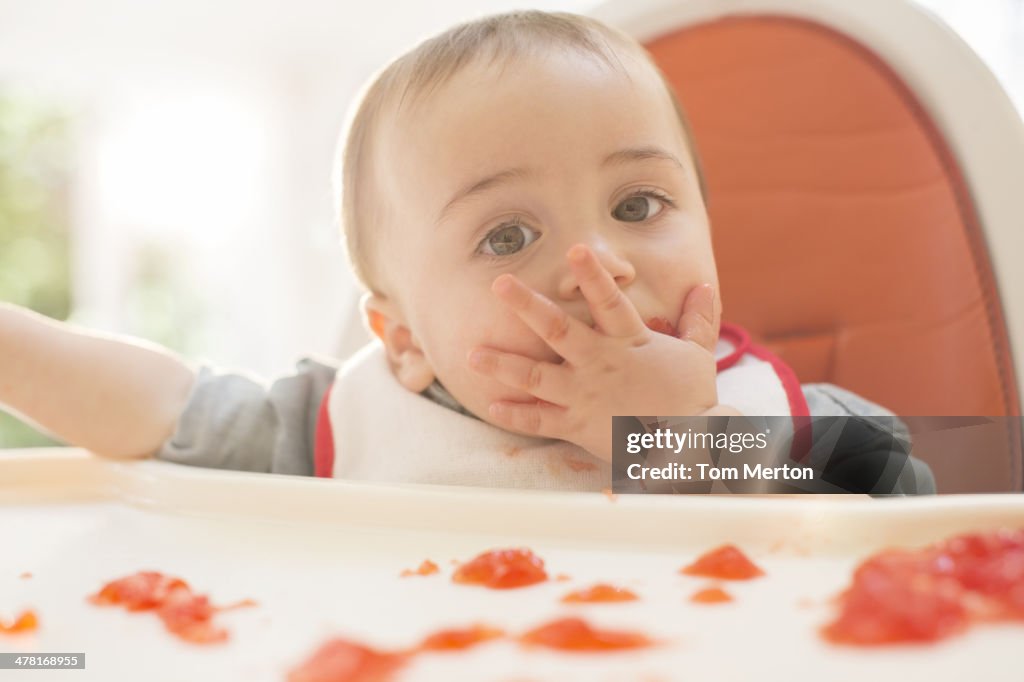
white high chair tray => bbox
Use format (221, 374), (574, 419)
(1, 448), (1022, 682)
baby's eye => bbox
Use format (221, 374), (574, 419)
(479, 221), (539, 257)
(612, 193), (667, 222)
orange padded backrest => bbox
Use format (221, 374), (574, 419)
(647, 17), (1019, 415)
(646, 16), (1021, 490)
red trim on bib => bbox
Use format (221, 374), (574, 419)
(313, 387), (335, 478)
(716, 322), (750, 372)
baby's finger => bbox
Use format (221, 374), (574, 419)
(567, 244), (645, 338)
(468, 348), (572, 405)
(488, 400), (568, 440)
(677, 283), (717, 352)
(492, 274), (600, 365)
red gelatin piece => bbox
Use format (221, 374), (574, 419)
(88, 571), (246, 645)
(520, 617), (653, 652)
(419, 624), (504, 651)
(690, 587), (733, 604)
(88, 571), (189, 611)
(681, 545), (765, 581)
(822, 550), (969, 645)
(561, 584), (638, 604)
(158, 589), (227, 644)
(452, 548), (547, 589)
(939, 530), (1024, 613)
(0, 610), (38, 634)
(288, 638), (407, 682)
(400, 560), (440, 578)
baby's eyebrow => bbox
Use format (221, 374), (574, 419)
(436, 146), (683, 225)
(437, 167), (533, 224)
(602, 146), (684, 169)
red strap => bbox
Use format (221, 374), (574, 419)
(716, 322), (751, 372)
(313, 386), (335, 478)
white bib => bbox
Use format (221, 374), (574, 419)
(314, 323), (806, 490)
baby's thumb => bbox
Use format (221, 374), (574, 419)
(677, 283), (717, 352)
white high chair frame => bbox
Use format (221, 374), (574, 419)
(590, 0), (1024, 410)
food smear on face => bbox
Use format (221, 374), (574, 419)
(561, 584), (639, 603)
(519, 617), (654, 652)
(287, 638), (407, 682)
(823, 529), (1024, 645)
(400, 560), (440, 578)
(680, 545), (765, 580)
(418, 624), (505, 651)
(690, 587), (733, 604)
(0, 610), (38, 634)
(646, 316), (679, 337)
(88, 571), (247, 644)
(452, 548), (548, 589)
(562, 453), (598, 472)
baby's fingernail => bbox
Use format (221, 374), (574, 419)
(568, 244), (588, 263)
(492, 276), (513, 296)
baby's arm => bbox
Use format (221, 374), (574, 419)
(0, 302), (196, 459)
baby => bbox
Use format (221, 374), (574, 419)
(0, 11), (934, 493)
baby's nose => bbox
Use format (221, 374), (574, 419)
(556, 241), (636, 301)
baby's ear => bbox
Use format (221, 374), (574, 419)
(360, 293), (435, 393)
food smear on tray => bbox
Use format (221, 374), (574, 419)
(823, 528), (1024, 645)
(88, 571), (251, 644)
(218, 598), (259, 611)
(561, 583), (639, 603)
(690, 586), (733, 604)
(287, 638), (408, 682)
(290, 616), (655, 681)
(418, 624), (505, 651)
(18, 572), (32, 580)
(519, 617), (654, 652)
(0, 609), (38, 634)
(452, 548), (548, 589)
(680, 545), (765, 580)
(400, 559), (440, 578)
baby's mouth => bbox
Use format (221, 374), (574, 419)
(589, 317), (679, 337)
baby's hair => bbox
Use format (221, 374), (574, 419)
(336, 10), (706, 294)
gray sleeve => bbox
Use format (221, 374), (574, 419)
(802, 383), (937, 495)
(156, 357), (338, 476)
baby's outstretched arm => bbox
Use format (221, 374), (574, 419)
(0, 302), (196, 459)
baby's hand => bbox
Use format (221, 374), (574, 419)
(468, 244), (730, 462)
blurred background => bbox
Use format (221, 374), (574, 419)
(1, 0), (1022, 447)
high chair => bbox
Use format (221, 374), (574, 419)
(592, 0), (1024, 491)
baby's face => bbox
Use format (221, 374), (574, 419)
(373, 49), (718, 424)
